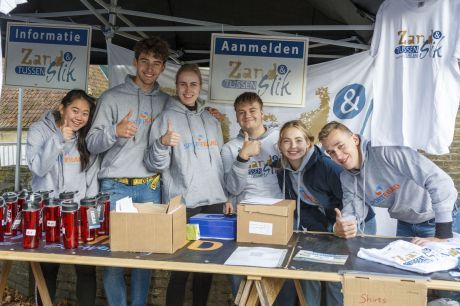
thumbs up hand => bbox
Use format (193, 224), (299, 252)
(116, 111), (138, 138)
(333, 208), (358, 239)
(238, 131), (261, 160)
(160, 120), (181, 147)
(60, 119), (75, 141)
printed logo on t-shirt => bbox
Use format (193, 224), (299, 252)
(394, 29), (444, 59)
(370, 183), (400, 206)
(134, 111), (155, 126)
(247, 154), (280, 178)
(375, 185), (383, 196)
(183, 134), (218, 150)
(299, 187), (319, 206)
(64, 154), (80, 163)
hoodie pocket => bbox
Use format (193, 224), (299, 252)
(389, 207), (434, 223)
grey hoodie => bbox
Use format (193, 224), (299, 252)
(27, 111), (98, 203)
(86, 75), (171, 178)
(341, 137), (457, 228)
(221, 126), (282, 204)
(144, 98), (226, 208)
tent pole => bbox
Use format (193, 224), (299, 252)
(14, 87), (24, 192)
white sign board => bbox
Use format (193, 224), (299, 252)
(209, 33), (308, 107)
(5, 22), (92, 90)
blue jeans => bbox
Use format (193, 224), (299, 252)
(101, 178), (161, 306)
(301, 281), (343, 306)
(396, 204), (460, 238)
(357, 215), (377, 236)
(397, 219), (435, 237)
(301, 217), (376, 306)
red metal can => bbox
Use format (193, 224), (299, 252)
(23, 193), (42, 234)
(80, 197), (98, 242)
(16, 190), (29, 235)
(0, 197), (6, 242)
(96, 192), (110, 236)
(17, 189), (29, 213)
(59, 191), (77, 203)
(44, 198), (61, 243)
(61, 202), (79, 249)
(39, 190), (53, 233)
(3, 192), (18, 236)
(22, 203), (41, 249)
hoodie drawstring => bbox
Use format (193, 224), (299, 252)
(296, 170), (301, 230)
(185, 113), (197, 156)
(133, 89), (142, 142)
(359, 165), (367, 235)
(200, 115), (213, 163)
(353, 161), (367, 235)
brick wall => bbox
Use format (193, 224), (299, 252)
(0, 165), (32, 193)
(423, 111), (460, 199)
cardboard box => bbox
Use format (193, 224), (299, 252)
(237, 200), (295, 245)
(189, 213), (237, 240)
(343, 273), (427, 306)
(110, 196), (187, 253)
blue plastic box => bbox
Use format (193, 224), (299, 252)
(188, 213), (237, 240)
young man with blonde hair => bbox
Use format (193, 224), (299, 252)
(319, 121), (459, 244)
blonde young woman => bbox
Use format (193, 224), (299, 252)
(277, 120), (363, 306)
(144, 64), (229, 306)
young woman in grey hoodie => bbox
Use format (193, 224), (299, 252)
(144, 64), (229, 306)
(26, 89), (98, 306)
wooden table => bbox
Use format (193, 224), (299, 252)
(0, 232), (458, 306)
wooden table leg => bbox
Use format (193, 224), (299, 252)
(30, 262), (52, 306)
(294, 279), (307, 306)
(235, 278), (246, 305)
(0, 260), (13, 302)
(246, 278), (260, 306)
(243, 276), (285, 306)
(238, 278), (254, 306)
(255, 277), (285, 306)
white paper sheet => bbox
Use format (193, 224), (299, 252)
(239, 197), (283, 205)
(224, 247), (287, 268)
(115, 196), (138, 213)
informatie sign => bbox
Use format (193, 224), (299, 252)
(209, 33), (308, 107)
(5, 22), (92, 90)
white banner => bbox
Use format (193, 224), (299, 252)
(4, 22), (92, 90)
(209, 34), (308, 107)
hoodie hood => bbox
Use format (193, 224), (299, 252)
(41, 110), (60, 132)
(165, 96), (207, 114)
(343, 136), (371, 228)
(347, 135), (370, 176)
(124, 74), (162, 96)
(235, 125), (278, 142)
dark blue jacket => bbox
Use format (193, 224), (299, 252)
(276, 145), (343, 231)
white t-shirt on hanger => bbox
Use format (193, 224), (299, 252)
(370, 0), (460, 154)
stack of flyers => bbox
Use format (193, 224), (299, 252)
(293, 250), (348, 265)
